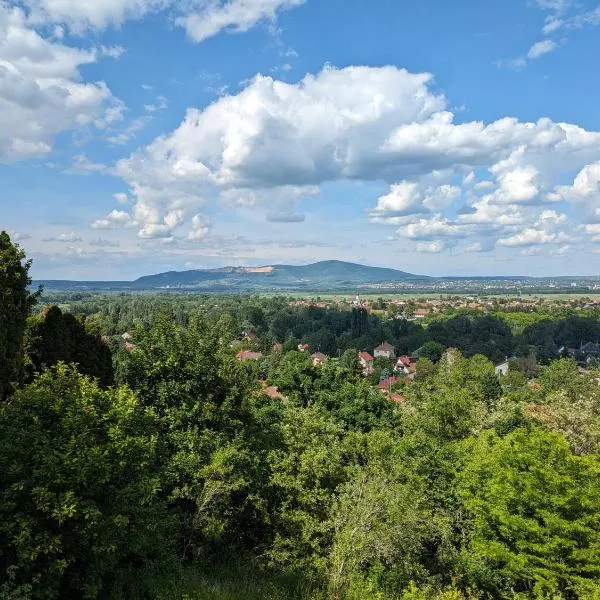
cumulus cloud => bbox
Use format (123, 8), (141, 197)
(552, 161), (600, 222)
(179, 0), (306, 42)
(416, 240), (448, 253)
(188, 214), (210, 241)
(0, 3), (121, 162)
(114, 192), (129, 203)
(43, 231), (83, 242)
(20, 0), (307, 42)
(92, 209), (135, 229)
(104, 64), (600, 252)
(22, 0), (169, 32)
(370, 181), (460, 220)
(497, 228), (569, 247)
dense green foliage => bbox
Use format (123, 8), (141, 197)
(0, 232), (38, 400)
(25, 306), (113, 386)
(2, 241), (600, 599)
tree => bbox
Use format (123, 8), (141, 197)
(0, 232), (39, 400)
(418, 341), (446, 363)
(25, 306), (114, 387)
(339, 348), (363, 377)
(0, 365), (171, 599)
(459, 428), (600, 597)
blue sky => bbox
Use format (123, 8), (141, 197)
(2, 0), (600, 279)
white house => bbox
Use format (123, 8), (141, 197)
(374, 341), (396, 360)
(495, 360), (510, 376)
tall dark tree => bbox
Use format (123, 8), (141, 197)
(25, 306), (114, 387)
(0, 232), (38, 400)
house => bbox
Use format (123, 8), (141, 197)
(378, 375), (398, 391)
(495, 360), (510, 376)
(264, 386), (285, 400)
(236, 350), (263, 361)
(374, 341), (396, 359)
(395, 355), (417, 375)
(414, 309), (430, 319)
(243, 331), (258, 342)
(298, 343), (310, 352)
(311, 352), (328, 367)
(558, 346), (578, 358)
(359, 351), (374, 375)
(121, 332), (132, 341)
(581, 342), (600, 356)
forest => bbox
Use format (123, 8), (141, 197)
(2, 231), (600, 600)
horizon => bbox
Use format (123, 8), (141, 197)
(30, 258), (600, 283)
(2, 1), (600, 279)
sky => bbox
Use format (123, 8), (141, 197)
(2, 0), (600, 280)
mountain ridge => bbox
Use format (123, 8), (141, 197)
(35, 260), (429, 291)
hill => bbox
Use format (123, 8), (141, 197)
(36, 260), (430, 292)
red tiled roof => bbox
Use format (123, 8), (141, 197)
(311, 352), (327, 361)
(264, 386), (284, 400)
(236, 351), (263, 361)
(359, 352), (374, 362)
(378, 376), (398, 390)
(375, 342), (394, 352)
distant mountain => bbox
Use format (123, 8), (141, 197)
(36, 260), (430, 291)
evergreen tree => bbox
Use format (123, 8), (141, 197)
(0, 231), (39, 400)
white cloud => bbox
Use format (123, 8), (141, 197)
(178, 0), (306, 43)
(543, 18), (563, 34)
(22, 0), (170, 32)
(107, 64), (600, 250)
(416, 240), (447, 253)
(370, 181), (460, 220)
(71, 154), (107, 173)
(188, 214), (210, 241)
(397, 217), (468, 241)
(106, 115), (153, 145)
(0, 3), (121, 162)
(497, 228), (569, 247)
(9, 231), (31, 242)
(527, 39), (557, 59)
(89, 237), (120, 247)
(92, 209), (135, 229)
(138, 209), (184, 239)
(44, 231), (82, 242)
(552, 161), (600, 222)
(114, 192), (129, 203)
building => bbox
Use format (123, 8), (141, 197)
(298, 343), (310, 352)
(264, 386), (285, 400)
(311, 352), (328, 367)
(395, 355), (417, 375)
(495, 360), (510, 376)
(378, 375), (398, 391)
(374, 341), (396, 359)
(359, 351), (374, 375)
(236, 350), (263, 361)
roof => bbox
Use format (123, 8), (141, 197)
(264, 386), (284, 400)
(375, 342), (394, 352)
(311, 352), (327, 360)
(359, 351), (374, 362)
(378, 376), (398, 390)
(236, 351), (263, 361)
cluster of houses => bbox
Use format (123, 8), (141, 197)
(358, 342), (417, 378)
(558, 342), (600, 367)
(235, 338), (418, 381)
